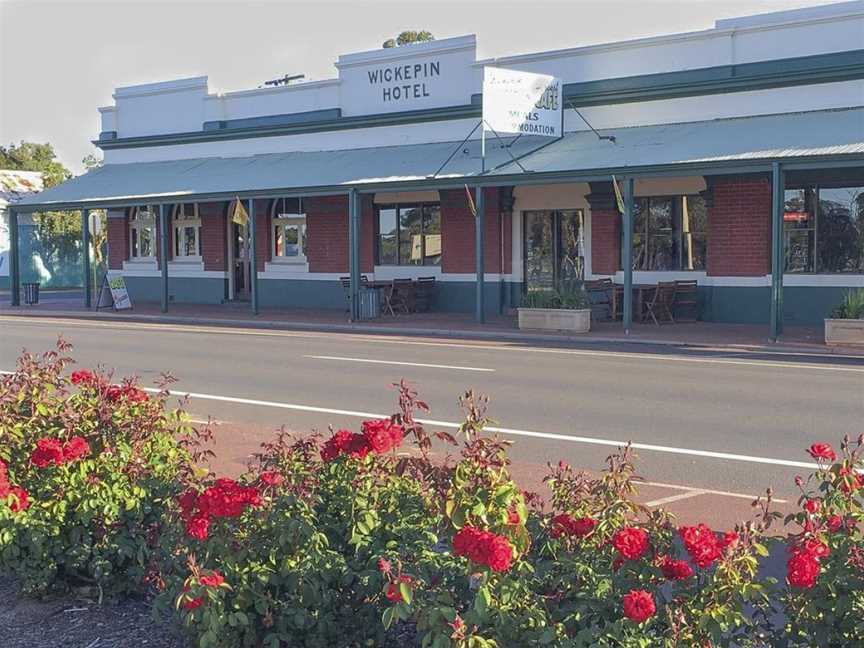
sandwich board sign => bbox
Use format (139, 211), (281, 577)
(482, 66), (563, 137)
(96, 273), (132, 310)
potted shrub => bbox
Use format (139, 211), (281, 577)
(518, 281), (591, 333)
(825, 288), (864, 346)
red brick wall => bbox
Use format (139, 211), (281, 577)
(590, 209), (621, 275)
(706, 175), (771, 277)
(306, 195), (349, 273)
(251, 199), (270, 272)
(360, 195), (375, 273)
(107, 210), (128, 270)
(200, 202), (228, 271)
(440, 187), (504, 273)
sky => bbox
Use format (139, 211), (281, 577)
(0, 0), (848, 174)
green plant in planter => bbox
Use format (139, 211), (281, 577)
(830, 288), (864, 319)
(521, 280), (590, 310)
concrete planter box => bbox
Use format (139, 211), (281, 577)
(825, 318), (864, 346)
(517, 308), (591, 333)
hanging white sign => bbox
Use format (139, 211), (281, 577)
(482, 66), (562, 137)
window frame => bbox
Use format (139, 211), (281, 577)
(783, 184), (864, 274)
(374, 202), (442, 266)
(172, 203), (202, 261)
(270, 197), (307, 263)
(630, 195), (707, 272)
(128, 205), (157, 261)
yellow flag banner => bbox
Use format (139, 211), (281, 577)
(231, 197), (249, 225)
(612, 175), (626, 215)
(464, 185), (477, 218)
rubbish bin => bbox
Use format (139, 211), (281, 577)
(357, 286), (380, 320)
(22, 282), (40, 305)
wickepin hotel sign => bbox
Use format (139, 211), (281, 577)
(482, 66), (563, 137)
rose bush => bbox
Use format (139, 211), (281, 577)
(0, 340), (199, 596)
(1, 345), (862, 647)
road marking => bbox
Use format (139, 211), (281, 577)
(133, 386), (822, 472)
(304, 355), (494, 372)
(3, 315), (862, 374)
(641, 479), (783, 502)
(644, 490), (707, 507)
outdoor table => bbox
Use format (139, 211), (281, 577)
(612, 284), (656, 322)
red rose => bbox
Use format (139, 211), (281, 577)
(453, 526), (487, 563)
(612, 527), (649, 561)
(679, 524), (722, 569)
(787, 550), (820, 589)
(803, 499), (821, 514)
(550, 513), (597, 539)
(178, 490), (199, 518)
(62, 436), (91, 463)
(361, 419), (404, 455)
(719, 531), (739, 551)
(807, 443), (836, 462)
(622, 589), (656, 623)
(199, 571), (224, 588)
(185, 515), (210, 540)
(798, 538), (830, 560)
(7, 487), (29, 513)
(659, 556), (693, 581)
(71, 370), (99, 386)
(485, 534), (514, 573)
(507, 507), (521, 525)
(570, 517), (598, 537)
(182, 597), (204, 611)
(838, 466), (864, 494)
(377, 557), (392, 574)
(259, 471), (283, 487)
(385, 575), (412, 603)
(827, 515), (843, 532)
(321, 429), (368, 461)
(31, 438), (65, 468)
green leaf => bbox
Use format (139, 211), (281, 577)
(399, 581), (413, 605)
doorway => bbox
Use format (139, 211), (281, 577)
(229, 221), (251, 301)
(523, 209), (585, 291)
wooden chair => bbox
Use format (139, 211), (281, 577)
(644, 282), (677, 325)
(392, 278), (415, 314)
(414, 276), (437, 312)
(584, 278), (614, 321)
(673, 280), (699, 322)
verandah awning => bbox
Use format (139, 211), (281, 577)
(14, 107), (864, 212)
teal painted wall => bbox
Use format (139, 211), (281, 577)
(783, 286), (851, 324)
(123, 276), (226, 304)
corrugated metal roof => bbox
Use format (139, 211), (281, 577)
(16, 107), (864, 210)
(491, 107), (864, 176)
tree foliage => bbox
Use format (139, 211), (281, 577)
(0, 141), (71, 188)
(383, 30), (434, 48)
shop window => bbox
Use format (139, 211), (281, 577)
(785, 185), (864, 273)
(271, 197), (306, 261)
(129, 206), (156, 260)
(172, 203), (201, 259)
(376, 203), (441, 266)
(631, 195), (706, 271)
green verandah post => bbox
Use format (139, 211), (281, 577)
(82, 208), (92, 309)
(248, 198), (259, 315)
(8, 207), (20, 306)
(770, 162), (785, 341)
(159, 204), (168, 313)
(622, 177), (634, 333)
(348, 188), (361, 321)
(475, 186), (485, 324)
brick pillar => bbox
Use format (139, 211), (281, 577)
(586, 183), (621, 275)
(200, 202), (228, 271)
(305, 194), (349, 273)
(705, 175), (771, 276)
(107, 210), (128, 269)
(440, 187), (501, 273)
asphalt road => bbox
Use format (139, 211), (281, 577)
(2, 315), (863, 503)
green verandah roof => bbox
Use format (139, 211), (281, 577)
(14, 107), (864, 213)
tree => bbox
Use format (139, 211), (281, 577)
(383, 30), (434, 48)
(0, 141), (71, 188)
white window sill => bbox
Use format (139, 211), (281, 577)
(169, 259), (204, 269)
(123, 259), (157, 271)
(264, 260), (309, 275)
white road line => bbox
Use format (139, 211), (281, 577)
(134, 386), (822, 472)
(4, 315), (863, 373)
(641, 480), (784, 503)
(644, 490), (707, 507)
(304, 355), (494, 372)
